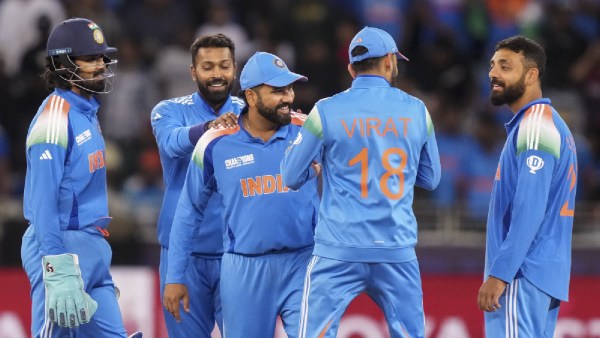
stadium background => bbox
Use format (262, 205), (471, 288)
(1, 0), (599, 337)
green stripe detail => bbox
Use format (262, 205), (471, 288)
(425, 108), (434, 136)
(304, 106), (323, 139)
(26, 105), (69, 149)
(192, 142), (205, 170)
(516, 114), (561, 158)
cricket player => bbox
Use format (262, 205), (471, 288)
(163, 51), (319, 338)
(281, 26), (441, 338)
(477, 35), (578, 337)
(20, 18), (140, 338)
(151, 34), (243, 337)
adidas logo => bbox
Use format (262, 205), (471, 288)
(152, 112), (162, 121)
(40, 150), (53, 160)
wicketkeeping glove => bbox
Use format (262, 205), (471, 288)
(42, 254), (98, 328)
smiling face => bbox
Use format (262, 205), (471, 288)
(191, 47), (236, 107)
(488, 49), (530, 106)
(252, 84), (295, 126)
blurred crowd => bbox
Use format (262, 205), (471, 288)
(1, 0), (600, 266)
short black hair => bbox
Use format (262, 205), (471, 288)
(349, 45), (386, 73)
(495, 35), (546, 80)
(190, 34), (236, 66)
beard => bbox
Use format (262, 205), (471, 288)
(256, 95), (291, 126)
(490, 74), (526, 106)
(196, 78), (233, 106)
(80, 77), (107, 93)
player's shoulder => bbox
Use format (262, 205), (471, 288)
(191, 126), (240, 169)
(151, 94), (195, 121)
(290, 110), (308, 127)
(516, 103), (561, 157)
(231, 95), (246, 111)
(27, 94), (71, 149)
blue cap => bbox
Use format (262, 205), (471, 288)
(240, 52), (307, 90)
(348, 26), (408, 64)
(47, 18), (117, 57)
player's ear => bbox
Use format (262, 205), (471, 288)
(190, 64), (196, 82)
(527, 67), (539, 86)
(347, 64), (357, 79)
(245, 88), (257, 107)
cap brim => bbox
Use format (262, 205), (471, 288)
(104, 47), (118, 54)
(395, 51), (409, 61)
(264, 71), (308, 87)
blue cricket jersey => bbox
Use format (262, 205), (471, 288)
(281, 75), (441, 263)
(151, 92), (244, 255)
(485, 98), (577, 301)
(24, 89), (110, 256)
(166, 112), (319, 284)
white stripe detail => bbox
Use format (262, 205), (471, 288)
(55, 98), (65, 145)
(533, 105), (544, 150)
(528, 104), (537, 149)
(505, 279), (519, 338)
(526, 104), (544, 151)
(514, 278), (516, 338)
(46, 96), (55, 143)
(299, 256), (319, 338)
(45, 96), (65, 145)
(51, 95), (59, 144)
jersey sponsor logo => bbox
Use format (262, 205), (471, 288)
(40, 149), (53, 160)
(225, 153), (255, 169)
(75, 129), (92, 145)
(240, 174), (292, 197)
(526, 155), (544, 174)
(341, 117), (412, 138)
(88, 150), (106, 173)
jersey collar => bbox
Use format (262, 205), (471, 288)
(351, 75), (391, 88)
(193, 92), (233, 116)
(505, 98), (552, 131)
(56, 88), (100, 115)
(238, 112), (290, 144)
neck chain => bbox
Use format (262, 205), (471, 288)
(244, 114), (253, 133)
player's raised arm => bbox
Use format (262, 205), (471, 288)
(281, 106), (324, 190)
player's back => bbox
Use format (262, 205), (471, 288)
(313, 76), (439, 262)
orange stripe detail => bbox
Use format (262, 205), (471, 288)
(96, 227), (110, 237)
(41, 95), (70, 118)
(318, 320), (333, 338)
(206, 125), (240, 139)
(291, 111), (307, 126)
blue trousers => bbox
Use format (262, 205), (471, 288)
(21, 225), (127, 338)
(220, 247), (313, 338)
(159, 247), (222, 338)
(299, 256), (425, 338)
(485, 276), (561, 338)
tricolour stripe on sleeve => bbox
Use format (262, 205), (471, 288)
(26, 95), (70, 149)
(302, 106), (323, 139)
(192, 126), (239, 169)
(516, 104), (560, 158)
(425, 107), (434, 136)
(291, 111), (308, 127)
